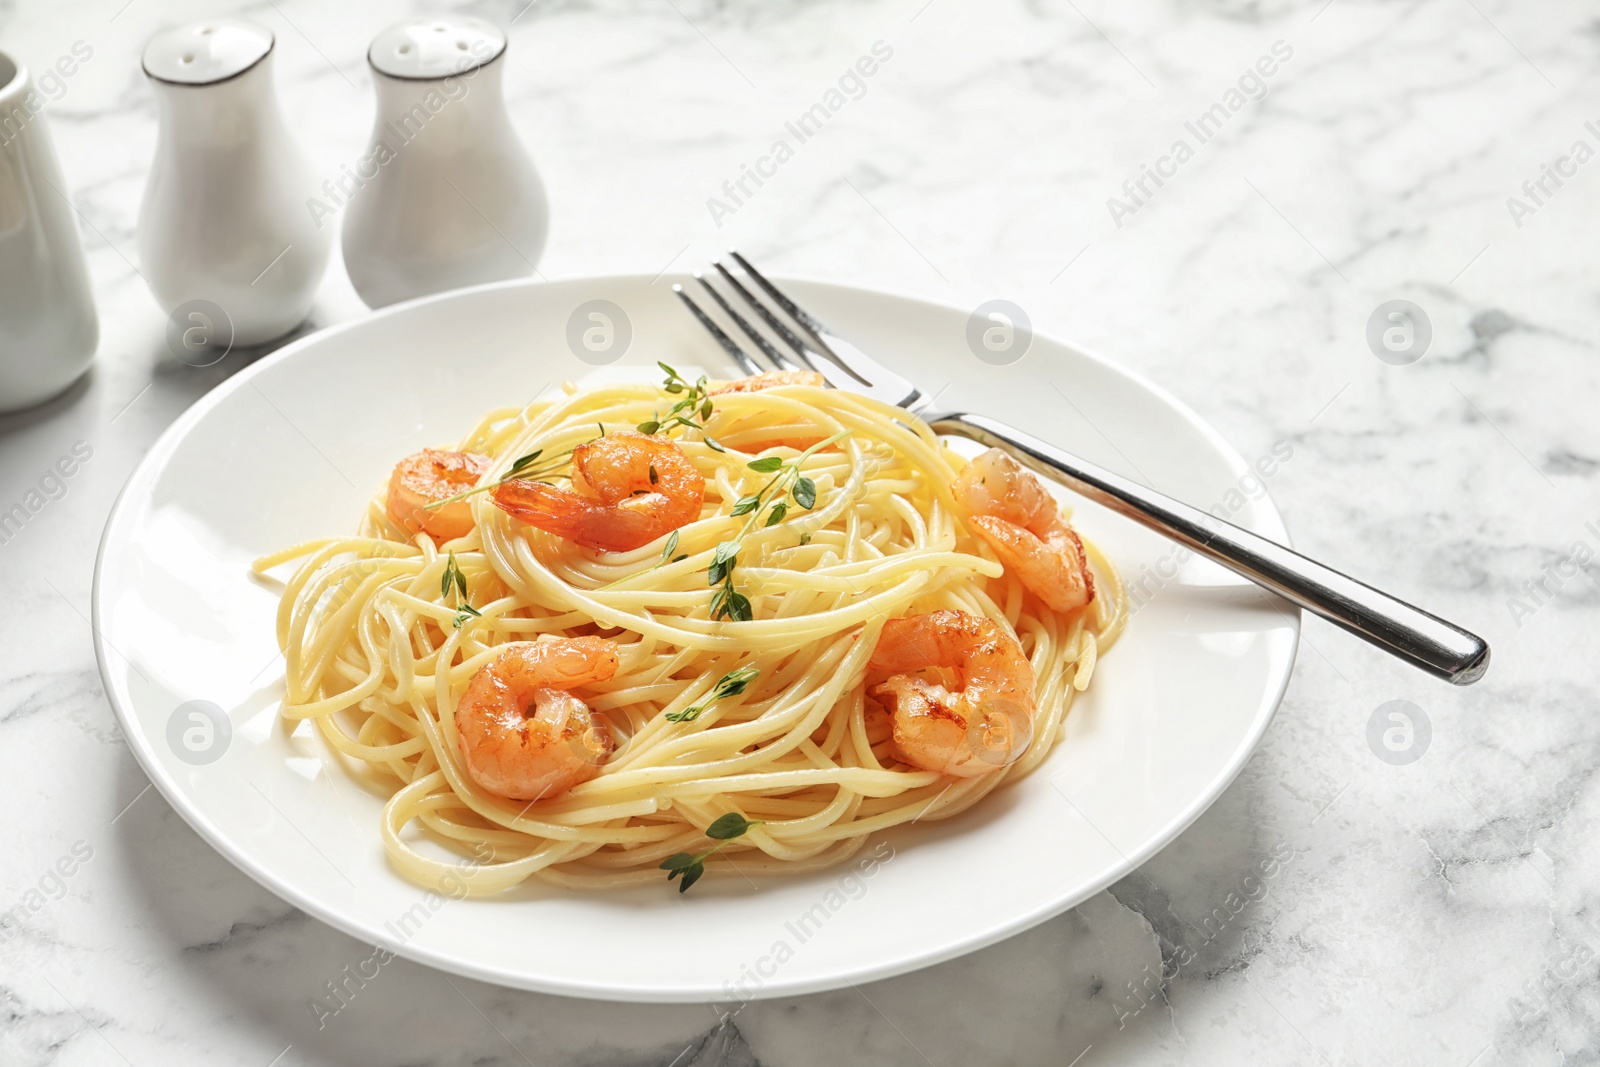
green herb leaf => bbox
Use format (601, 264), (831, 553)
(661, 530), (679, 562)
(506, 450), (543, 477)
(730, 494), (761, 516)
(799, 533), (812, 546)
(658, 361), (680, 381)
(722, 589), (753, 622)
(702, 432), (726, 453)
(792, 477), (817, 510)
(747, 456), (784, 473)
(672, 554), (689, 563)
(665, 382), (685, 394)
(637, 419), (660, 435)
(677, 863), (705, 892)
(659, 852), (698, 873)
(707, 540), (740, 585)
(667, 666), (758, 723)
(700, 398), (714, 420)
(706, 812), (761, 840)
(441, 553), (468, 602)
(452, 604), (482, 629)
(764, 501), (788, 527)
(713, 666), (760, 700)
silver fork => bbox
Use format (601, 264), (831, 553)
(673, 253), (1490, 685)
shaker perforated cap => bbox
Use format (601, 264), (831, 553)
(367, 17), (506, 80)
(142, 20), (274, 85)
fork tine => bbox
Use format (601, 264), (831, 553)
(672, 284), (763, 377)
(693, 274), (798, 373)
(676, 256), (926, 410)
(712, 261), (824, 371)
(722, 257), (876, 391)
(730, 251), (827, 339)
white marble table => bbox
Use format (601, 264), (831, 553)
(2, 0), (1596, 1063)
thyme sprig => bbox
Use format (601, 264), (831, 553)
(441, 552), (481, 629)
(665, 666), (759, 723)
(707, 430), (850, 621)
(422, 448), (571, 511)
(658, 812), (763, 893)
(441, 552), (468, 601)
(637, 362), (725, 452)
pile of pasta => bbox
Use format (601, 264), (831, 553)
(255, 376), (1123, 894)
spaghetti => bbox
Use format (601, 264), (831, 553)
(254, 372), (1124, 896)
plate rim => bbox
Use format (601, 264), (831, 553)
(92, 271), (1300, 1002)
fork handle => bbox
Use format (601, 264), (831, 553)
(929, 412), (1490, 685)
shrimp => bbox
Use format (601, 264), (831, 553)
(712, 370), (836, 450)
(952, 448), (1095, 613)
(709, 369), (826, 395)
(387, 449), (492, 542)
(867, 610), (1036, 777)
(491, 431), (704, 552)
(455, 637), (620, 801)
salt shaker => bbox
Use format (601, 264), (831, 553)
(0, 48), (98, 412)
(340, 17), (548, 309)
(138, 21), (330, 348)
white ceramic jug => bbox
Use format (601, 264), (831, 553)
(138, 20), (330, 348)
(340, 16), (548, 309)
(0, 48), (98, 412)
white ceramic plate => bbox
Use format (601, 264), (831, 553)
(93, 274), (1298, 1002)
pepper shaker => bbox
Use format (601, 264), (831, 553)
(0, 48), (98, 412)
(138, 21), (331, 347)
(340, 17), (548, 309)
